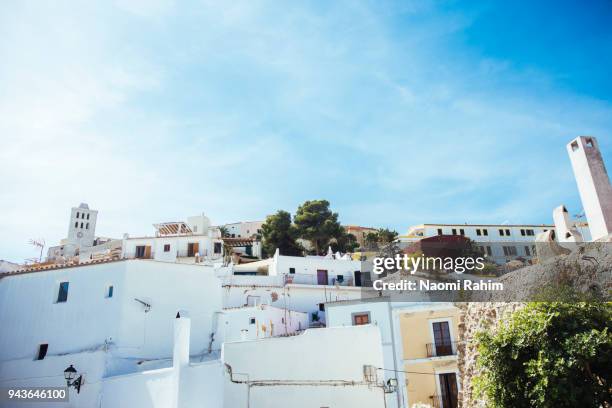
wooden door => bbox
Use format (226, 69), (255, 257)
(317, 269), (328, 285)
(439, 373), (458, 408)
(144, 245), (152, 259)
(433, 321), (452, 356)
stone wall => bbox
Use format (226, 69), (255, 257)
(456, 242), (611, 407)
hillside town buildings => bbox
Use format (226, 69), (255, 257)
(1, 135), (610, 407)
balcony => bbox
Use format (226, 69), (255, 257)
(426, 341), (457, 358)
(124, 252), (155, 260)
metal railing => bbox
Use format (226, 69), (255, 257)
(124, 252), (155, 260)
(283, 273), (355, 286)
(426, 341), (457, 357)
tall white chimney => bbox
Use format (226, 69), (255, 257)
(567, 136), (612, 241)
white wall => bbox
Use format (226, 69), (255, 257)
(123, 236), (223, 262)
(0, 260), (226, 364)
(326, 301), (399, 408)
(272, 255), (362, 285)
(222, 284), (363, 325)
(100, 367), (175, 408)
(216, 305), (308, 344)
(0, 350), (106, 408)
(222, 325), (386, 408)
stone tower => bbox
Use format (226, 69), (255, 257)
(567, 136), (612, 241)
(67, 203), (98, 248)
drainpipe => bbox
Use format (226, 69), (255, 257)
(388, 304), (404, 408)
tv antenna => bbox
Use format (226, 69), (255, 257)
(28, 238), (45, 263)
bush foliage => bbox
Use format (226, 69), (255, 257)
(475, 302), (612, 408)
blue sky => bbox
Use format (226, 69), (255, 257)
(1, 0), (611, 263)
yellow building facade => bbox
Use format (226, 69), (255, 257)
(399, 306), (460, 408)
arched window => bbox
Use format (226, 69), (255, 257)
(80, 222), (83, 228)
(74, 222), (78, 228)
(87, 213), (90, 220)
(76, 212), (80, 218)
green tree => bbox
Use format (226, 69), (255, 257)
(475, 301), (612, 408)
(260, 210), (302, 257)
(218, 226), (230, 238)
(376, 228), (398, 245)
(364, 232), (379, 251)
(293, 200), (343, 255)
(331, 232), (359, 253)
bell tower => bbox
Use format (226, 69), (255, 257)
(67, 203), (98, 248)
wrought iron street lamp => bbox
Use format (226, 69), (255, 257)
(63, 365), (83, 394)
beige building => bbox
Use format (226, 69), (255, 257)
(400, 306), (460, 408)
(344, 225), (378, 248)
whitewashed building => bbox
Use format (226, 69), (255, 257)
(401, 222), (592, 264)
(122, 214), (224, 263)
(220, 220), (264, 239)
(1, 232), (382, 407)
(222, 324), (387, 408)
(326, 300), (460, 408)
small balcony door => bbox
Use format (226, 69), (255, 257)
(432, 321), (453, 356)
(317, 269), (328, 285)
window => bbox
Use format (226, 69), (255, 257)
(80, 222), (83, 229)
(437, 228), (443, 235)
(76, 212), (80, 218)
(164, 244), (171, 252)
(86, 223), (89, 229)
(485, 246), (492, 256)
(353, 312), (370, 325)
(505, 229), (510, 236)
(336, 274), (344, 283)
(289, 267), (295, 274)
(451, 228), (457, 235)
(249, 317), (256, 325)
(476, 229), (482, 236)
(36, 344), (48, 360)
(106, 285), (114, 298)
(520, 229), (526, 236)
(483, 229), (488, 236)
(526, 229), (534, 236)
(318, 303), (325, 312)
(498, 229), (505, 236)
(214, 242), (222, 254)
(524, 246), (531, 256)
(571, 141), (579, 151)
(459, 229), (465, 236)
(57, 282), (69, 303)
(74, 221), (78, 228)
(585, 137), (594, 148)
(87, 213), (90, 220)
(503, 246), (517, 256)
